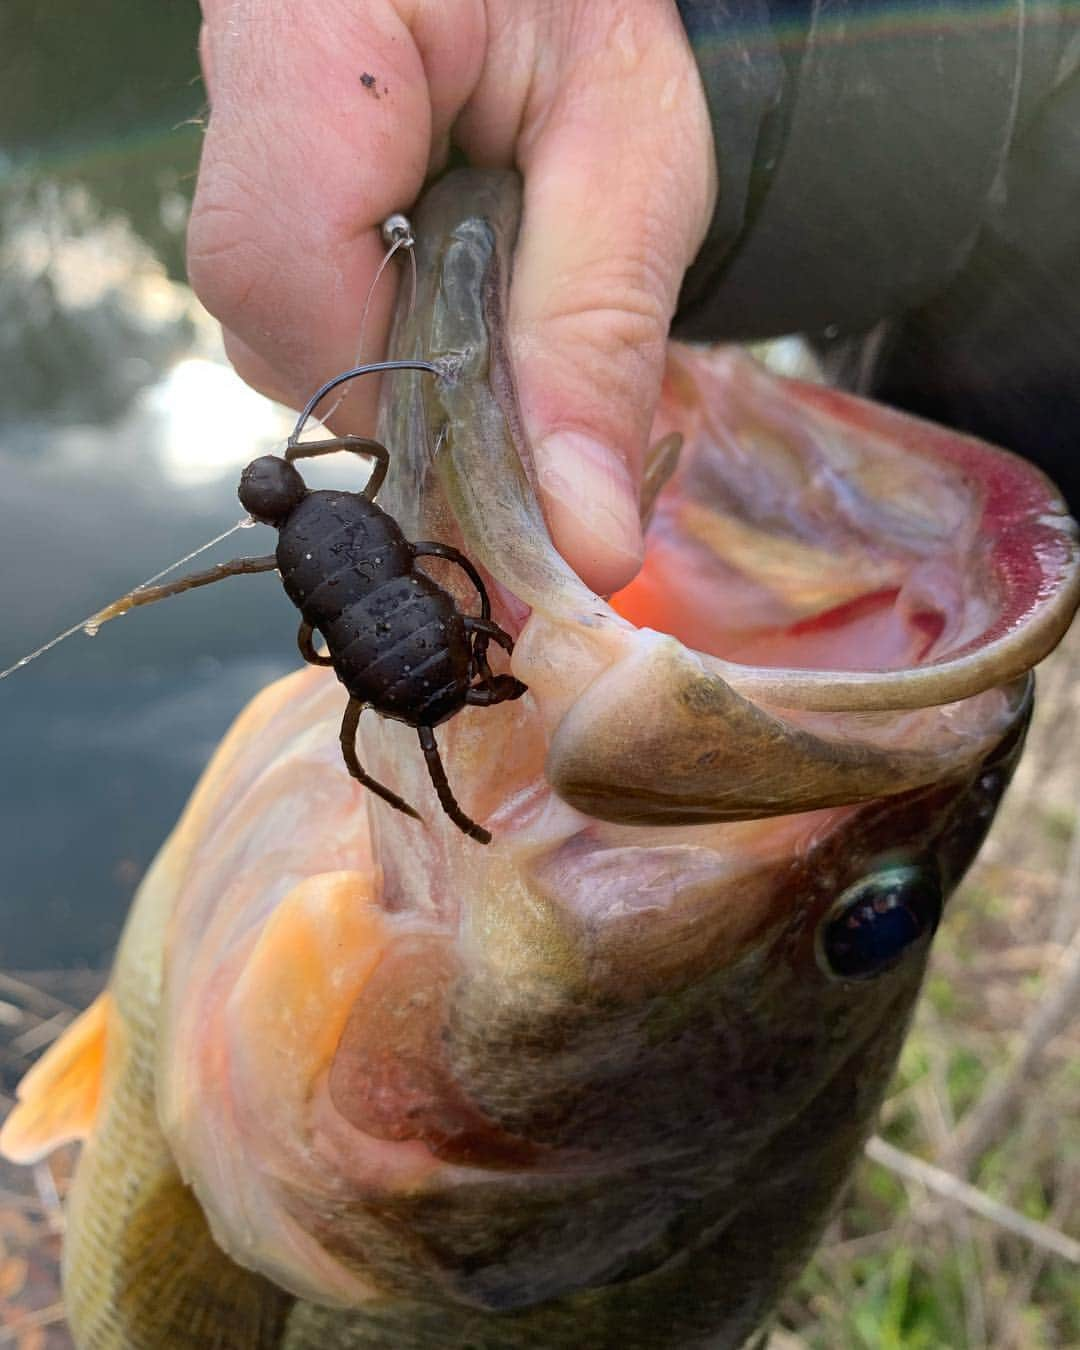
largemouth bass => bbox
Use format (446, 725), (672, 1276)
(2, 170), (1077, 1349)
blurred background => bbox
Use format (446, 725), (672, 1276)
(0, 0), (295, 969)
(0, 2), (1076, 1346)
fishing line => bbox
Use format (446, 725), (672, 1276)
(3, 214), (424, 682)
(308, 214), (418, 433)
(0, 516), (256, 680)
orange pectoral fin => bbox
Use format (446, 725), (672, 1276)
(0, 991), (113, 1164)
(226, 872), (391, 1106)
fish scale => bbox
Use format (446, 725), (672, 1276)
(60, 807), (290, 1348)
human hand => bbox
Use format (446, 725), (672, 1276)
(189, 1), (715, 594)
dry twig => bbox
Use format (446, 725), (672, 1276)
(865, 1135), (1080, 1265)
(0, 1302), (66, 1346)
(948, 924), (1080, 1176)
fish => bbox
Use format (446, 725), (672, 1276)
(1, 169), (1077, 1350)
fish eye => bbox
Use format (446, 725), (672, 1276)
(816, 863), (943, 982)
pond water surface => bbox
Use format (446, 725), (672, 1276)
(1, 1), (305, 967)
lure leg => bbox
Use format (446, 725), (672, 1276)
(464, 617), (513, 653)
(285, 435), (391, 500)
(464, 621), (526, 703)
(339, 699), (422, 822)
(297, 620), (333, 666)
(412, 544), (509, 683)
(412, 542), (491, 620)
(465, 675), (527, 707)
(417, 725), (491, 844)
(463, 616), (519, 688)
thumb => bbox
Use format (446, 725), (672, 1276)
(507, 8), (715, 595)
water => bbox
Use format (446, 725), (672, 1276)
(0, 0), (297, 967)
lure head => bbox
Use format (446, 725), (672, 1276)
(238, 455), (307, 526)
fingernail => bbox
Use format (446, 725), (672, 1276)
(534, 432), (644, 593)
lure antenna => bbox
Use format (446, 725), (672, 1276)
(0, 516), (259, 681)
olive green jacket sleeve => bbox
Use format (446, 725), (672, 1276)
(672, 0), (1072, 341)
(672, 0), (1080, 504)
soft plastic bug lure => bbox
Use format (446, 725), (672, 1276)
(2, 215), (526, 843)
(85, 352), (527, 844)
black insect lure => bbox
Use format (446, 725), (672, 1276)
(105, 359), (526, 844)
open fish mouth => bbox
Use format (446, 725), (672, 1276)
(3, 170), (1076, 1349)
(371, 169), (1075, 835)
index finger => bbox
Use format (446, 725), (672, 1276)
(188, 0), (433, 425)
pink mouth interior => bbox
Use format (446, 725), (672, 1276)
(610, 525), (952, 673)
(597, 353), (1080, 678)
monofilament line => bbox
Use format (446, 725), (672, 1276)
(0, 516), (255, 681)
(316, 222), (418, 429)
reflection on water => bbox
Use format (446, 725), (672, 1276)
(0, 5), (310, 967)
(0, 182), (194, 428)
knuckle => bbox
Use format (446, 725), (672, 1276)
(186, 159), (274, 321)
(521, 317), (664, 448)
(533, 254), (672, 402)
(539, 231), (677, 344)
(220, 331), (291, 405)
(545, 302), (665, 383)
